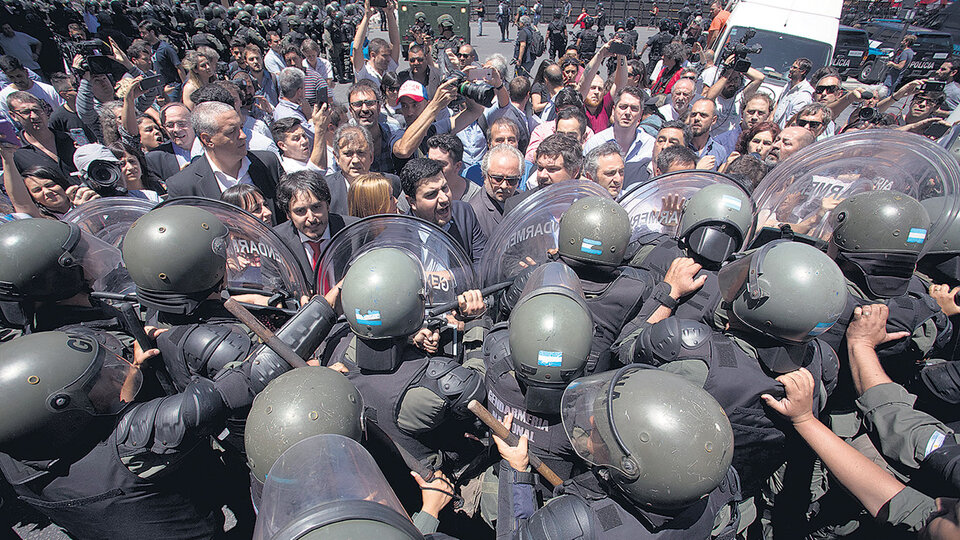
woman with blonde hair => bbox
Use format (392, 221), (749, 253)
(181, 50), (216, 109)
(348, 173), (398, 218)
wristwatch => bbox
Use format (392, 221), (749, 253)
(651, 282), (678, 310)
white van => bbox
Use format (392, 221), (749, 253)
(710, 0), (842, 101)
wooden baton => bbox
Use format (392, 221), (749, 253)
(467, 400), (563, 487)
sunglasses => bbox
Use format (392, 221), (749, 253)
(487, 174), (522, 186)
(350, 99), (379, 108)
(797, 119), (823, 129)
(814, 85), (839, 94)
(457, 52), (472, 58)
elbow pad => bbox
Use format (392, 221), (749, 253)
(246, 296), (337, 393)
(636, 317), (712, 366)
(422, 358), (486, 419)
(517, 495), (595, 540)
(157, 323), (253, 391)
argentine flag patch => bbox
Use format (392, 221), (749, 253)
(355, 309), (382, 325)
(581, 238), (602, 255)
(720, 194), (742, 211)
(907, 228), (927, 244)
(538, 351), (562, 367)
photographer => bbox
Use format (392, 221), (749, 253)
(73, 142), (159, 200)
(391, 77), (483, 163)
(704, 53), (766, 136)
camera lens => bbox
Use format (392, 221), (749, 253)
(87, 161), (122, 189)
(458, 81), (495, 107)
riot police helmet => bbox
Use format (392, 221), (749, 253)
(677, 183), (755, 266)
(561, 367), (734, 510)
(557, 195), (631, 266)
(340, 248), (426, 340)
(122, 206), (229, 314)
(508, 263), (594, 415)
(437, 14), (455, 29)
(828, 191), (930, 298)
(0, 331), (142, 459)
(245, 367), (364, 483)
(0, 218), (86, 302)
(414, 11), (425, 22)
(718, 240), (847, 345)
(625, 16), (636, 29)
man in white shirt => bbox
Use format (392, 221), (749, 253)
(0, 56), (63, 121)
(264, 31), (286, 74)
(584, 86), (655, 186)
(657, 77), (695, 122)
(301, 39), (335, 90)
(774, 57), (814, 127)
(352, 0), (401, 86)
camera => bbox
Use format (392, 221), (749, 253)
(445, 71), (495, 107)
(83, 160), (127, 197)
(720, 29), (762, 73)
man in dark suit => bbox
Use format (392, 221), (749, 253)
(325, 124), (408, 215)
(165, 101), (283, 220)
(469, 143), (524, 239)
(400, 157), (487, 266)
(272, 169), (357, 289)
(145, 102), (195, 181)
(502, 132), (584, 215)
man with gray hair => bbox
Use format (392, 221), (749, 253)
(326, 124), (405, 215)
(470, 143), (524, 237)
(790, 101), (833, 140)
(514, 16), (536, 77)
(166, 101), (283, 218)
(584, 141), (626, 198)
(273, 67), (314, 143)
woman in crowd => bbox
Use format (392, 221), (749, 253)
(109, 142), (165, 201)
(221, 183), (275, 226)
(181, 50), (216, 110)
(348, 173), (398, 218)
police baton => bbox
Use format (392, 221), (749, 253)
(221, 293), (309, 369)
(467, 400), (564, 487)
(425, 280), (515, 318)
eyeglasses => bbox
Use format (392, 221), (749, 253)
(384, 86), (400, 92)
(349, 99), (379, 108)
(457, 52), (472, 58)
(487, 174), (522, 186)
(409, 57), (424, 64)
(814, 85), (839, 94)
(796, 119), (823, 129)
(163, 121), (190, 129)
(12, 107), (43, 117)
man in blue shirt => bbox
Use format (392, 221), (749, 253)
(685, 97), (729, 171)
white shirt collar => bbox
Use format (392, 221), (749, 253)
(298, 227), (332, 266)
(208, 154), (252, 193)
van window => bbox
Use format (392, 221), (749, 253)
(724, 26), (833, 81)
(917, 34), (952, 50)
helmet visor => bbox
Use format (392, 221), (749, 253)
(62, 339), (142, 416)
(516, 262), (586, 304)
(717, 240), (780, 304)
(560, 367), (633, 477)
(73, 232), (136, 296)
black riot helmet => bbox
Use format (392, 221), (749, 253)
(0, 331), (141, 459)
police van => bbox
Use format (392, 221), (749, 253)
(856, 20), (953, 84)
(710, 0), (842, 102)
(832, 25), (870, 79)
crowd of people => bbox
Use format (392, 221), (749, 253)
(1, 0), (960, 537)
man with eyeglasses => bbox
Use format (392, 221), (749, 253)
(5, 92), (77, 177)
(470, 143), (524, 237)
(346, 80), (402, 173)
(583, 86), (655, 185)
(808, 70), (845, 138)
(397, 44), (441, 97)
(790, 102), (832, 140)
(0, 56), (63, 122)
(145, 102), (199, 181)
(773, 58), (813, 127)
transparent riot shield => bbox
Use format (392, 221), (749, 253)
(748, 130), (960, 254)
(74, 228), (136, 296)
(480, 181), (611, 286)
(62, 197), (157, 248)
(253, 434), (422, 540)
(316, 214), (478, 309)
(618, 170), (752, 240)
(156, 197), (311, 304)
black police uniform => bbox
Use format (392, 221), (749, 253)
(625, 317), (838, 496)
(546, 18), (566, 59)
(577, 27), (600, 60)
(0, 300), (335, 539)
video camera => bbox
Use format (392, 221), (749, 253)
(82, 161), (127, 198)
(444, 71), (495, 108)
(720, 29), (762, 73)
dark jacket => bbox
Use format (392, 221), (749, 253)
(144, 141), (184, 181)
(432, 200), (487, 266)
(165, 150), (283, 220)
(272, 213), (357, 289)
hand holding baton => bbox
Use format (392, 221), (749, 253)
(467, 400), (563, 487)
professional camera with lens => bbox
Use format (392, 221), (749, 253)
(721, 29), (762, 73)
(83, 160), (127, 197)
(444, 71), (495, 108)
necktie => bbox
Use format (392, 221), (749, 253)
(306, 240), (323, 271)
